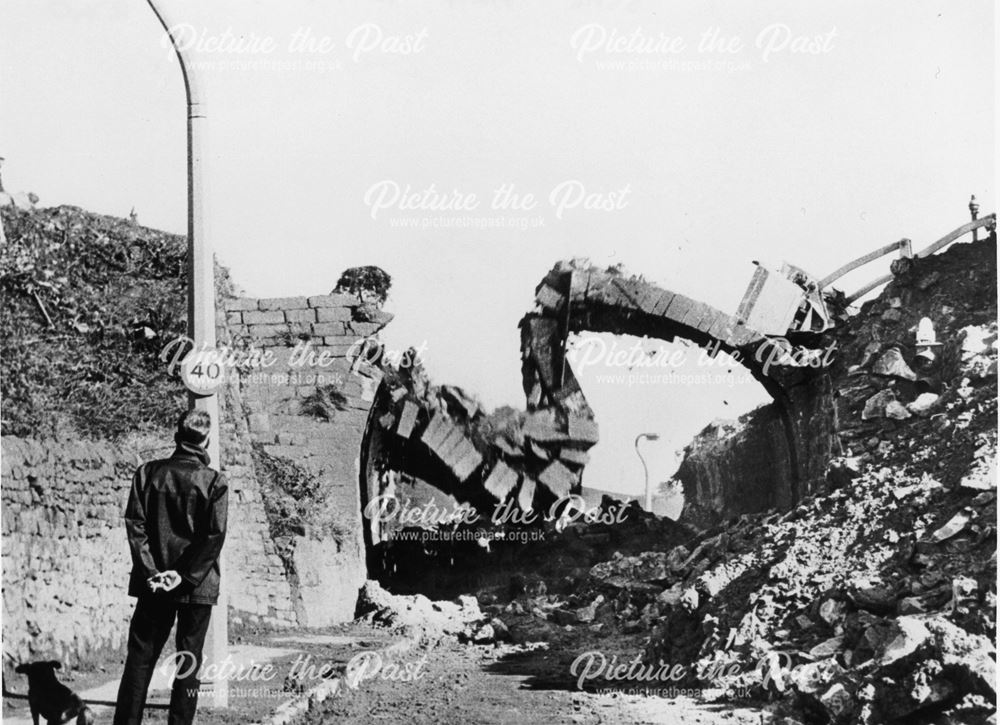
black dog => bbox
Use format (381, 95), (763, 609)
(14, 661), (94, 725)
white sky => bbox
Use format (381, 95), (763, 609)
(1, 0), (994, 495)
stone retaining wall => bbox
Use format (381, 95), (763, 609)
(1, 435), (163, 676)
(0, 423), (301, 675)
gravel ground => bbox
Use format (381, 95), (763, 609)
(300, 633), (770, 725)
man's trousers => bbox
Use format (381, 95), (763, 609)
(113, 596), (213, 725)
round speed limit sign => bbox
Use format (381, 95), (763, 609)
(180, 349), (228, 396)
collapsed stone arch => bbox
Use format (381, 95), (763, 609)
(359, 259), (828, 546)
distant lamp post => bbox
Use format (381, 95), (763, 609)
(635, 432), (660, 512)
(970, 195), (980, 242)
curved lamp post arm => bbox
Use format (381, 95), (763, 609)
(145, 0), (211, 362)
(145, 0), (202, 113)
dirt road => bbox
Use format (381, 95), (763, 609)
(301, 640), (769, 725)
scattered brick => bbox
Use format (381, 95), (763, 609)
(567, 415), (599, 444)
(539, 460), (576, 498)
(450, 443), (483, 481)
(523, 409), (567, 443)
(518, 477), (537, 512)
(559, 448), (590, 466)
(396, 401), (419, 439)
(536, 284), (565, 312)
(483, 462), (519, 500)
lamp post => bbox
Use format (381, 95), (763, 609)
(145, 0), (227, 708)
(635, 432), (660, 512)
(970, 195), (980, 242)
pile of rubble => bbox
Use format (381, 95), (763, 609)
(644, 438), (996, 720)
(638, 240), (999, 722)
(357, 497), (696, 646)
(356, 580), (499, 646)
(432, 315), (995, 721)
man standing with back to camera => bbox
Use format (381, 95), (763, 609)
(114, 409), (228, 725)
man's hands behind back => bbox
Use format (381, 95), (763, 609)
(147, 570), (182, 593)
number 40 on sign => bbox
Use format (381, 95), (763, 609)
(180, 348), (228, 396)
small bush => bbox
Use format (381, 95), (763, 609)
(333, 266), (391, 306)
(299, 385), (350, 420)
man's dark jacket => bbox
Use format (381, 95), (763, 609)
(125, 439), (228, 605)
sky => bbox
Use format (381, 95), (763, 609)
(1, 0), (995, 496)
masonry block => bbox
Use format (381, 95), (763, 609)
(317, 307), (353, 322)
(635, 285), (664, 315)
(249, 324), (289, 339)
(451, 443), (483, 481)
(243, 310), (285, 325)
(259, 296), (309, 311)
(421, 413), (448, 450)
(680, 300), (713, 329)
(308, 294), (358, 308)
(483, 462), (519, 500)
(285, 309), (317, 324)
(539, 460), (576, 498)
(321, 341), (356, 354)
(518, 477), (537, 512)
(536, 284), (565, 312)
(396, 401), (419, 439)
(559, 448), (590, 466)
(567, 270), (589, 301)
(662, 293), (693, 321)
(523, 409), (568, 443)
(611, 277), (642, 307)
(566, 415), (600, 444)
(348, 322), (383, 337)
(225, 298), (259, 312)
(707, 313), (732, 341)
(312, 322), (346, 336)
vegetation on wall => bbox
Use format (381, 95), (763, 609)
(0, 206), (236, 438)
(251, 443), (344, 574)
